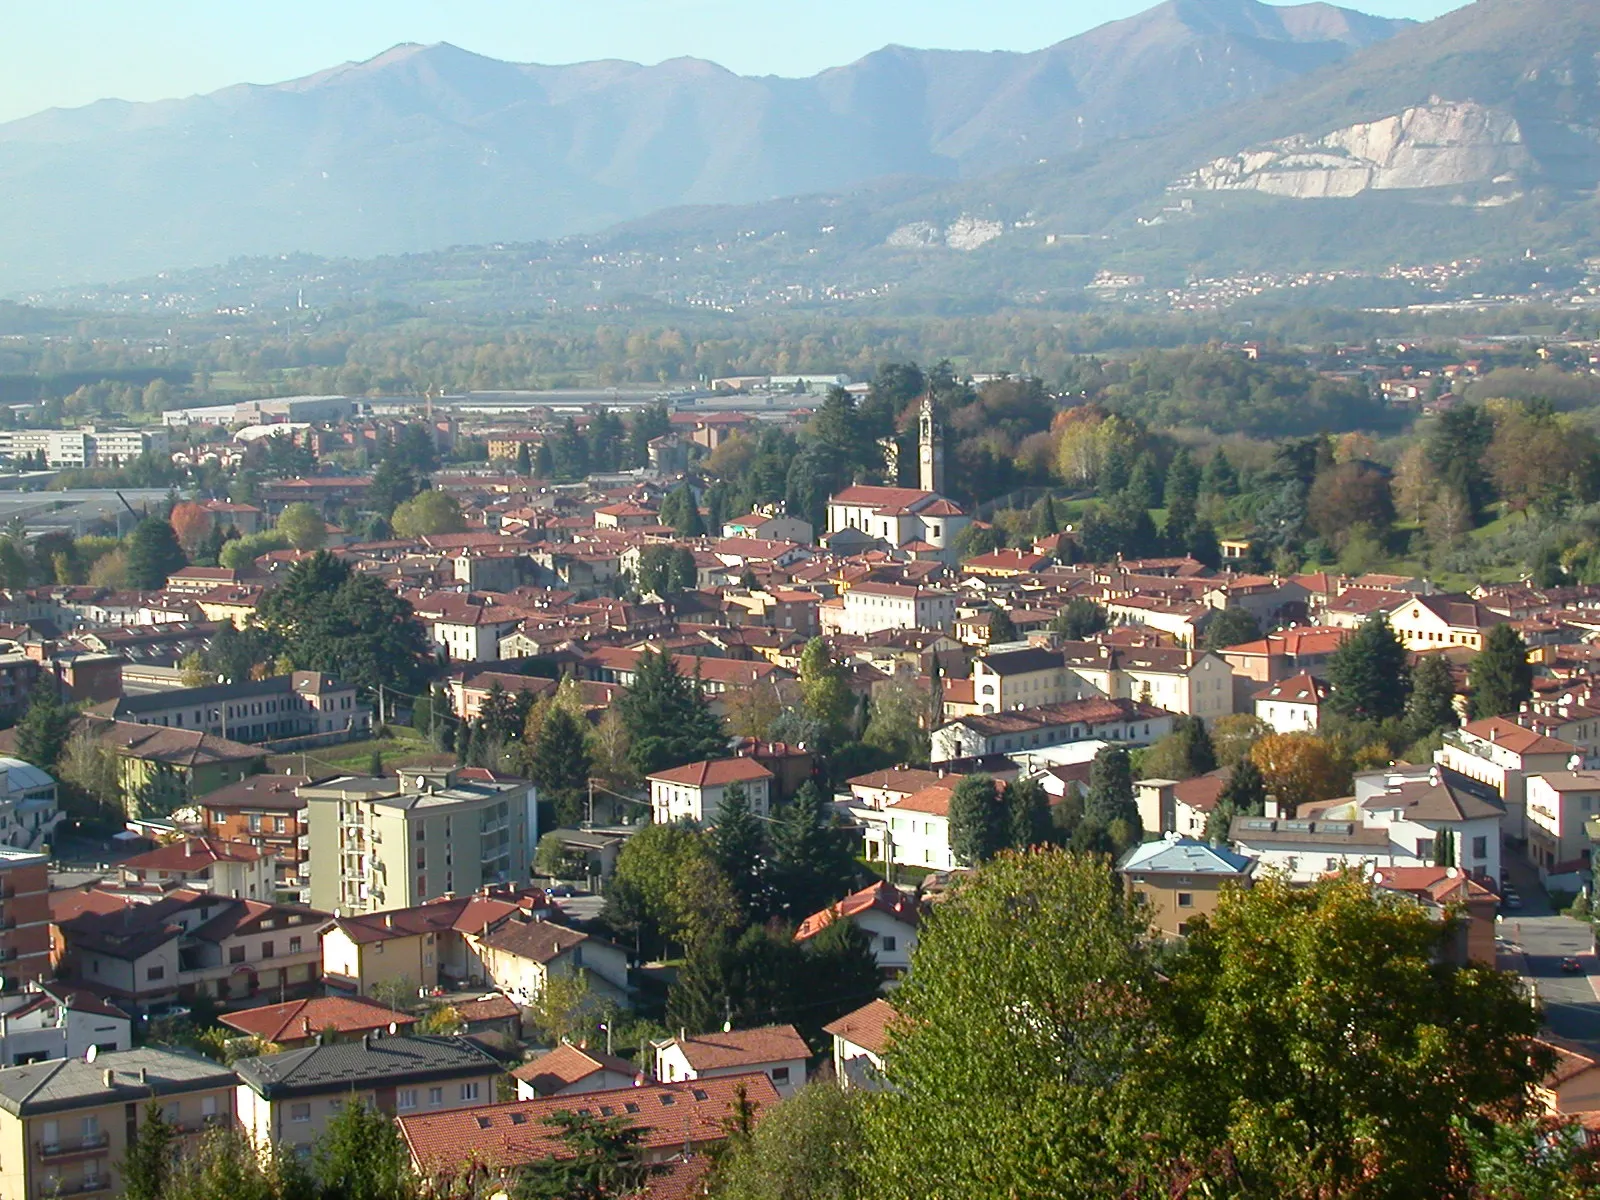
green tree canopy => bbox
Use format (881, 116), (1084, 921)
(614, 648), (726, 775)
(1469, 623), (1534, 719)
(1405, 653), (1460, 740)
(528, 705), (592, 828)
(769, 780), (857, 920)
(1052, 597), (1108, 640)
(389, 489), (467, 538)
(125, 517), (187, 589)
(1203, 606), (1261, 651)
(713, 1082), (867, 1200)
(947, 774), (1007, 866)
(1326, 612), (1409, 722)
(275, 502), (328, 551)
(15, 686), (72, 770)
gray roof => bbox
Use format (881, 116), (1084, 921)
(233, 1034), (500, 1100)
(977, 647), (1061, 676)
(1228, 816), (1392, 849)
(1118, 835), (1256, 876)
(0, 1047), (235, 1116)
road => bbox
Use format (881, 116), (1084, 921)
(1500, 852), (1600, 1050)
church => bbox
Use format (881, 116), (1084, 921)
(822, 396), (971, 564)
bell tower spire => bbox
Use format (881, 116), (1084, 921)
(918, 394), (944, 494)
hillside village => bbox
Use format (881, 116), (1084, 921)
(0, 359), (1588, 1193)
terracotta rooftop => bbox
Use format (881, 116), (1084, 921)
(219, 995), (420, 1043)
(120, 836), (271, 872)
(511, 1044), (639, 1096)
(646, 757), (774, 788)
(666, 1025), (809, 1072)
(794, 881), (918, 941)
(822, 998), (900, 1057)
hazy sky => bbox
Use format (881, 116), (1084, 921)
(0, 0), (1467, 125)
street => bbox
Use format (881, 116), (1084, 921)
(1500, 852), (1600, 1050)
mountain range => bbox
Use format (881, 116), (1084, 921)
(0, 0), (1413, 291)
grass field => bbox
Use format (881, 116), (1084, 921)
(266, 727), (452, 777)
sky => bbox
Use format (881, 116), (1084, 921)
(0, 0), (1467, 125)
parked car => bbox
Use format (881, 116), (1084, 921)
(1560, 956), (1585, 975)
(547, 883), (577, 898)
(1502, 895), (1523, 910)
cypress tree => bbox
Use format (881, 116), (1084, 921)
(15, 686), (71, 770)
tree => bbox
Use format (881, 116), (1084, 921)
(862, 850), (1156, 1199)
(797, 638), (853, 746)
(1140, 716), (1216, 781)
(1032, 494), (1060, 537)
(125, 517), (187, 589)
(416, 1003), (465, 1036)
(1405, 654), (1460, 741)
(513, 1111), (658, 1200)
(165, 1125), (315, 1200)
(515, 441), (533, 475)
(604, 823), (723, 958)
(948, 774), (1007, 866)
(169, 502), (214, 557)
(713, 1082), (866, 1200)
(863, 678), (930, 766)
(1203, 607), (1261, 651)
(1326, 613), (1409, 722)
(1155, 873), (1550, 1197)
(525, 971), (596, 1046)
(986, 608), (1018, 645)
(1052, 597), (1107, 640)
(1250, 732), (1347, 815)
(1126, 451), (1163, 509)
(1004, 774), (1051, 850)
(1085, 745), (1136, 826)
(15, 686), (71, 769)
(613, 649), (726, 776)
(710, 783), (767, 920)
(769, 781), (857, 919)
(1308, 461), (1395, 546)
(1205, 757), (1267, 842)
(1211, 713), (1271, 767)
(275, 502), (328, 551)
(801, 915), (882, 1031)
(390, 489), (467, 538)
(662, 482), (705, 538)
(528, 706), (592, 828)
(121, 1102), (177, 1200)
(57, 726), (123, 819)
(313, 1086), (414, 1200)
(1200, 447), (1239, 497)
(179, 650), (215, 688)
(1469, 623), (1534, 719)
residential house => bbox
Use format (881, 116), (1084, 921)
(511, 1044), (639, 1100)
(33, 716), (267, 816)
(647, 757), (773, 825)
(1524, 771), (1600, 879)
(1228, 806), (1419, 883)
(1370, 866), (1499, 966)
(399, 1073), (781, 1183)
(1103, 596), (1213, 646)
(794, 882), (918, 977)
(1254, 673), (1330, 733)
(1348, 766), (1505, 884)
(317, 885), (553, 998)
(1532, 1037), (1600, 1118)
(720, 512), (813, 544)
(474, 914), (631, 1008)
(653, 1025), (809, 1099)
(115, 837), (277, 901)
(1135, 768), (1231, 840)
(828, 583), (958, 637)
(234, 1034), (504, 1158)
(218, 994), (420, 1049)
(0, 984), (132, 1067)
(1118, 835), (1257, 938)
(824, 998), (898, 1091)
(931, 697), (1171, 764)
(303, 771), (534, 917)
(1434, 717), (1578, 839)
(1388, 594), (1507, 652)
(880, 781), (958, 872)
(0, 1047), (237, 1200)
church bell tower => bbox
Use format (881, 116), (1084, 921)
(918, 395), (945, 495)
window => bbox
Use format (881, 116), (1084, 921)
(1472, 836), (1488, 860)
(290, 1103), (311, 1123)
(261, 941), (275, 960)
(163, 1101), (180, 1123)
(289, 936), (302, 954)
(229, 945), (245, 964)
(397, 1089), (417, 1111)
(147, 965), (165, 981)
(201, 1096), (218, 1118)
(428, 1088), (443, 1105)
(1177, 893), (1194, 909)
(81, 1115), (99, 1139)
(881, 936), (897, 953)
(771, 1067), (790, 1083)
(459, 1082), (481, 1102)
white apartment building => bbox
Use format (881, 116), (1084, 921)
(0, 427), (169, 468)
(1253, 673), (1329, 734)
(833, 582), (957, 637)
(932, 697), (1171, 764)
(1524, 771), (1600, 878)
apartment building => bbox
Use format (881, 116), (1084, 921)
(1524, 771), (1600, 878)
(234, 1034), (503, 1159)
(0, 851), (50, 995)
(974, 642), (1235, 723)
(112, 671), (369, 745)
(829, 582), (958, 637)
(198, 775), (311, 902)
(1434, 716), (1578, 840)
(931, 697), (1172, 764)
(0, 762), (60, 855)
(304, 771), (534, 917)
(0, 1048), (235, 1200)
(0, 426), (169, 470)
(647, 757), (773, 825)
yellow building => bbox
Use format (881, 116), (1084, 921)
(0, 1047), (236, 1200)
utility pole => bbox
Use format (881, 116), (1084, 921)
(377, 684), (386, 728)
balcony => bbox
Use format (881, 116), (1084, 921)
(45, 1177), (111, 1196)
(37, 1132), (110, 1159)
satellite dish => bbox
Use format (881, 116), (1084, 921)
(722, 1019), (732, 1034)
(388, 1022), (398, 1035)
(85, 1045), (97, 1064)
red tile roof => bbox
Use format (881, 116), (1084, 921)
(120, 836), (270, 872)
(669, 1025), (809, 1072)
(794, 882), (918, 941)
(646, 758), (774, 788)
(822, 998), (899, 1056)
(400, 1073), (780, 1176)
(219, 995), (419, 1043)
(511, 1044), (639, 1096)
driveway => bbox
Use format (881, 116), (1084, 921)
(1500, 851), (1600, 1050)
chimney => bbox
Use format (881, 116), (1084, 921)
(138, 1068), (147, 1084)
(363, 1032), (372, 1051)
(102, 1069), (114, 1088)
(384, 913), (394, 928)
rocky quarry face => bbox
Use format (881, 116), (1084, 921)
(1176, 100), (1539, 198)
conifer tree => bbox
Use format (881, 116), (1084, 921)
(121, 1103), (176, 1200)
(15, 685), (71, 769)
(1468, 623), (1534, 719)
(948, 774), (1007, 866)
(770, 781), (856, 918)
(1326, 613), (1409, 722)
(1405, 654), (1460, 740)
(615, 649), (726, 775)
(1206, 757), (1268, 842)
(710, 783), (767, 920)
